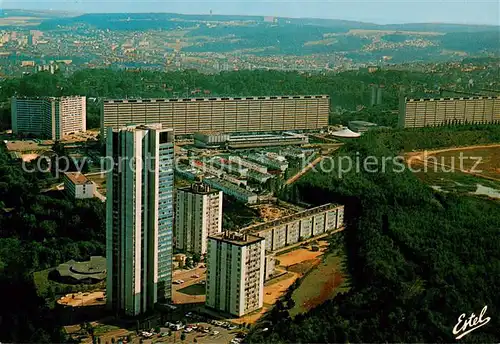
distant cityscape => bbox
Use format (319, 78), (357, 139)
(0, 8), (499, 344)
(0, 11), (498, 77)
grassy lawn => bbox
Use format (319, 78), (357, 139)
(289, 252), (350, 317)
(93, 324), (122, 336)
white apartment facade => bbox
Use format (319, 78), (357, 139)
(206, 232), (265, 317)
(11, 96), (86, 140)
(63, 172), (95, 199)
(105, 124), (174, 316)
(175, 183), (223, 256)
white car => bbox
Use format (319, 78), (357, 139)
(212, 331), (220, 335)
(170, 323), (184, 331)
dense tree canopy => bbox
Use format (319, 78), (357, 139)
(246, 126), (500, 343)
(0, 145), (105, 343)
(1, 66), (497, 130)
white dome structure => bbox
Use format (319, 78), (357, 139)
(330, 128), (361, 138)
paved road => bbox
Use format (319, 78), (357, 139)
(172, 266), (207, 304)
(285, 155), (324, 185)
(94, 189), (106, 202)
(41, 182), (64, 193)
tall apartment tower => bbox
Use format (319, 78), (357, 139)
(175, 182), (223, 256)
(105, 124), (174, 316)
(206, 231), (265, 317)
(11, 96), (86, 140)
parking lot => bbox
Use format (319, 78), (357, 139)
(139, 311), (245, 344)
(172, 265), (207, 304)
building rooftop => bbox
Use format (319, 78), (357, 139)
(64, 172), (93, 185)
(331, 128), (361, 138)
(242, 203), (342, 234)
(13, 95), (85, 101)
(103, 95), (330, 103)
(209, 231), (264, 246)
(349, 121), (378, 126)
(204, 177), (257, 197)
(404, 95), (500, 101)
(179, 182), (220, 195)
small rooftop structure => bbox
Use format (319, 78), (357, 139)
(330, 127), (361, 138)
(348, 121), (378, 133)
(180, 181), (219, 195)
(209, 231), (264, 246)
(52, 256), (106, 284)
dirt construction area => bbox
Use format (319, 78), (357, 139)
(251, 203), (297, 222)
(58, 290), (106, 307)
(233, 240), (329, 325)
(277, 243), (327, 268)
(406, 144), (500, 182)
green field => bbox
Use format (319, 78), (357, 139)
(290, 252), (350, 317)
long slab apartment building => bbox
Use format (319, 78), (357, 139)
(100, 95), (330, 138)
(11, 96), (86, 140)
(399, 95), (500, 128)
(243, 203), (344, 253)
(205, 204), (344, 317)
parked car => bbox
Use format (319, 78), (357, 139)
(191, 274), (200, 278)
(212, 331), (220, 335)
(170, 323), (184, 331)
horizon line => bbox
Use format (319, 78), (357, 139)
(1, 8), (499, 27)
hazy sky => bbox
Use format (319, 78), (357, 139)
(1, 0), (499, 25)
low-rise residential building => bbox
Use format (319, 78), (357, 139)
(203, 176), (258, 204)
(248, 170), (273, 184)
(206, 231), (265, 317)
(246, 153), (288, 172)
(64, 172), (95, 199)
(209, 158), (249, 177)
(229, 156), (268, 174)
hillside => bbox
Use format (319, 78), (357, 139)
(1, 11), (497, 63)
(246, 126), (500, 343)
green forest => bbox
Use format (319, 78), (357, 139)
(246, 125), (500, 343)
(0, 145), (105, 342)
(1, 66), (498, 131)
